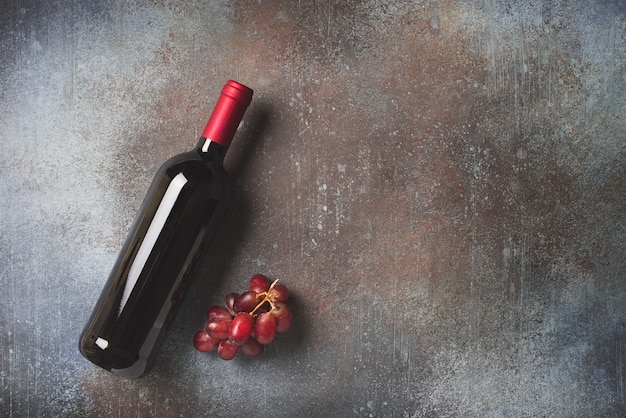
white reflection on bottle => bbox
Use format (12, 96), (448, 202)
(118, 172), (189, 317)
(95, 337), (109, 350)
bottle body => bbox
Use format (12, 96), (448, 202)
(79, 81), (253, 377)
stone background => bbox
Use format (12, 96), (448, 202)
(1, 1), (624, 416)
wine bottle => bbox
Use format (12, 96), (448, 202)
(79, 80), (253, 378)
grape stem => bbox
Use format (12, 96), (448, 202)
(250, 279), (279, 316)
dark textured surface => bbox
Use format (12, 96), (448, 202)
(1, 1), (625, 416)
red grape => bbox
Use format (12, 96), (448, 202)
(206, 305), (232, 320)
(205, 317), (232, 340)
(241, 337), (264, 357)
(249, 274), (270, 293)
(224, 292), (238, 316)
(229, 313), (254, 346)
(193, 329), (220, 352)
(217, 340), (239, 360)
(268, 283), (289, 303)
(234, 291), (260, 313)
(271, 302), (293, 333)
(255, 312), (277, 345)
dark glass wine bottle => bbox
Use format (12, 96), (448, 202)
(79, 80), (253, 378)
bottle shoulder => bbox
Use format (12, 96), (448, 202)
(159, 150), (225, 178)
(161, 140), (227, 168)
(147, 143), (230, 201)
(160, 149), (200, 166)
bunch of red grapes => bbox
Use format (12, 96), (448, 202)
(193, 274), (293, 360)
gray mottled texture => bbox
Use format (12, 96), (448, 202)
(1, 0), (624, 416)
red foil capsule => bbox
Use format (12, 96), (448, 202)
(201, 80), (254, 148)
